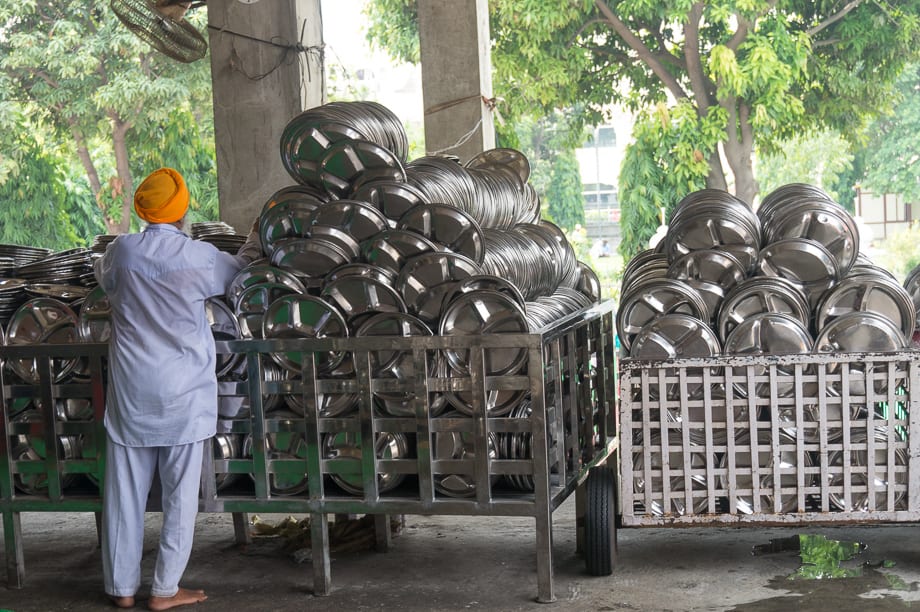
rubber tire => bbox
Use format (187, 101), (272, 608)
(584, 465), (617, 576)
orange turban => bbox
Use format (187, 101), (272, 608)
(133, 168), (190, 224)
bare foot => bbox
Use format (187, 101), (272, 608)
(108, 594), (135, 608)
(147, 587), (207, 611)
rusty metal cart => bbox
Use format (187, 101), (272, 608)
(0, 300), (617, 603)
(618, 350), (917, 529)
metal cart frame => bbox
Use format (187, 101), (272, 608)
(618, 350), (919, 528)
(0, 300), (617, 603)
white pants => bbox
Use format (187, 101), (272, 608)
(102, 436), (204, 598)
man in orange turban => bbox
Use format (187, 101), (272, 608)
(96, 168), (261, 610)
(133, 167), (191, 225)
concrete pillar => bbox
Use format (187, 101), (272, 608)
(417, 0), (495, 163)
(207, 0), (324, 233)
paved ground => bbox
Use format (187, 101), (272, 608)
(3, 499), (920, 611)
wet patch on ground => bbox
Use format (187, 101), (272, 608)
(732, 534), (920, 611)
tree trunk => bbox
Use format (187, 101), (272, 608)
(720, 98), (758, 205)
(110, 115), (134, 234)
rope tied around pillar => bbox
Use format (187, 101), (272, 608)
(208, 20), (324, 84)
(426, 94), (504, 156)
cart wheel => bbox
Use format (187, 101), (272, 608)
(584, 465), (617, 576)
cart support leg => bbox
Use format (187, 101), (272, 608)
(311, 512), (331, 596)
(575, 480), (586, 555)
(373, 514), (391, 552)
(535, 509), (556, 603)
(3, 510), (23, 588)
(94, 511), (102, 547)
(232, 512), (251, 545)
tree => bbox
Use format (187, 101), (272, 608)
(543, 150), (585, 231)
(503, 111), (586, 231)
(618, 102), (712, 258)
(0, 109), (92, 249)
(858, 64), (920, 203)
(366, 1), (920, 205)
(0, 1), (217, 238)
(755, 130), (855, 209)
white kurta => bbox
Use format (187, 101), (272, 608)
(95, 223), (246, 446)
(95, 222), (255, 598)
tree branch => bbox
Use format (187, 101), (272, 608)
(594, 0), (689, 101)
(808, 0), (866, 37)
(684, 3), (713, 113)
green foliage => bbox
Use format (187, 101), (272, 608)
(364, 0), (419, 64)
(792, 534), (863, 580)
(755, 130), (855, 205)
(500, 110), (588, 230)
(0, 125), (87, 250)
(366, 0), (920, 247)
(543, 150), (585, 231)
(617, 102), (715, 259)
(0, 1), (216, 240)
(872, 223), (920, 284)
(858, 64), (920, 204)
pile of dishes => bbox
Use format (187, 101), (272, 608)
(206, 101), (605, 497)
(619, 184), (914, 370)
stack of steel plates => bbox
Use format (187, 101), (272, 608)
(14, 248), (95, 287)
(0, 278), (29, 330)
(620, 183), (915, 387)
(90, 235), (117, 254)
(192, 222), (247, 253)
(0, 257), (13, 277)
(0, 244), (52, 267)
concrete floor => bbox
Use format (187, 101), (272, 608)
(3, 498), (920, 611)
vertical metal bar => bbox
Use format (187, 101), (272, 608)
(373, 514), (391, 552)
(840, 363), (853, 511)
(413, 347), (434, 505)
(907, 355), (920, 511)
(866, 360), (877, 512)
(816, 363), (830, 512)
(469, 345), (492, 505)
(199, 437), (217, 507)
(301, 352), (324, 502)
(36, 356), (62, 501)
(2, 510), (23, 588)
(310, 512), (331, 596)
(769, 364), (782, 515)
(575, 480), (586, 554)
(355, 350), (379, 502)
(794, 363), (806, 513)
(245, 351), (269, 499)
(530, 339), (554, 603)
(619, 367), (635, 521)
(232, 512), (252, 545)
(886, 361), (897, 511)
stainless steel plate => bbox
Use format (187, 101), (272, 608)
(320, 139), (405, 199)
(616, 279), (710, 352)
(320, 275), (407, 326)
(261, 294), (349, 373)
(323, 431), (409, 495)
(234, 282), (302, 339)
(351, 180), (429, 226)
(77, 285), (111, 343)
(628, 313), (720, 361)
(815, 275), (915, 340)
(6, 297), (80, 383)
(360, 229), (439, 276)
(397, 203), (485, 265)
(716, 276), (810, 343)
(308, 199), (390, 243)
(396, 251), (482, 325)
(439, 289), (529, 376)
(755, 238), (839, 308)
